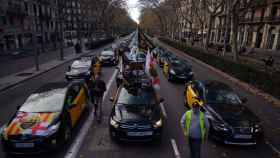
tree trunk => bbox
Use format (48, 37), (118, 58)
(231, 10), (239, 61)
(206, 15), (214, 49)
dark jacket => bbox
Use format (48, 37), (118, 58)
(88, 79), (106, 98)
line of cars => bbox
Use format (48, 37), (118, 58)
(0, 37), (133, 155)
(154, 46), (263, 145)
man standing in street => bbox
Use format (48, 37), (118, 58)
(88, 75), (106, 123)
(181, 102), (209, 158)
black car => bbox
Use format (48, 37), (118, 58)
(187, 80), (263, 145)
(100, 48), (118, 66)
(167, 60), (194, 82)
(0, 81), (90, 154)
(65, 58), (92, 81)
(109, 86), (164, 142)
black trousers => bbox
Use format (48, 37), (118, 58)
(189, 138), (202, 158)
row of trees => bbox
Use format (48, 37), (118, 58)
(139, 0), (262, 61)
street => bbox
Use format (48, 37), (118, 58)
(0, 39), (279, 158)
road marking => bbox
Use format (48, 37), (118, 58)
(266, 140), (280, 155)
(171, 139), (181, 158)
(160, 103), (167, 118)
(64, 69), (118, 158)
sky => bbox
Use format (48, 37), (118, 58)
(126, 0), (140, 24)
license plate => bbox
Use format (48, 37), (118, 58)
(234, 134), (252, 139)
(15, 143), (34, 148)
(127, 131), (153, 136)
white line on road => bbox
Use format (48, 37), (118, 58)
(171, 139), (181, 158)
(266, 140), (280, 155)
(160, 103), (167, 118)
(64, 69), (118, 158)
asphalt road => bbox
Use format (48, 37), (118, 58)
(0, 40), (279, 158)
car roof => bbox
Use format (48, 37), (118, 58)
(202, 80), (233, 91)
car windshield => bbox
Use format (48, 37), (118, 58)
(117, 88), (156, 105)
(102, 51), (114, 56)
(206, 90), (241, 105)
(19, 88), (67, 113)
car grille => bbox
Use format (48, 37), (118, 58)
(120, 123), (151, 130)
(9, 135), (42, 141)
(234, 127), (253, 134)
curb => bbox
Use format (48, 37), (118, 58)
(156, 39), (280, 107)
(0, 42), (114, 93)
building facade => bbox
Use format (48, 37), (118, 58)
(0, 0), (59, 54)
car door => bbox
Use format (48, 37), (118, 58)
(66, 84), (83, 126)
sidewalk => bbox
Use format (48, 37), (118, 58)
(0, 49), (90, 92)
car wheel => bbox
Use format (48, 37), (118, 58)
(58, 118), (72, 146)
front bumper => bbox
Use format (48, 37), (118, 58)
(210, 129), (261, 146)
(109, 125), (162, 142)
(1, 135), (59, 154)
(169, 73), (194, 82)
(65, 74), (91, 81)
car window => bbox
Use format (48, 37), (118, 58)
(101, 51), (114, 56)
(65, 85), (82, 106)
(117, 88), (156, 105)
(20, 88), (67, 113)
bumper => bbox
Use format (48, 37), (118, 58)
(65, 74), (91, 81)
(1, 136), (58, 154)
(210, 131), (260, 146)
(109, 126), (162, 142)
(169, 73), (194, 82)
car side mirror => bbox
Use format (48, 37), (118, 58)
(68, 66), (71, 71)
(115, 66), (120, 70)
(16, 105), (21, 110)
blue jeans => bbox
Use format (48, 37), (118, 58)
(189, 138), (202, 158)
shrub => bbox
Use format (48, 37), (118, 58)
(159, 38), (280, 99)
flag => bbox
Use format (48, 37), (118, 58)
(145, 50), (160, 90)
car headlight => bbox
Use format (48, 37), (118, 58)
(212, 122), (230, 132)
(110, 118), (119, 128)
(254, 125), (261, 133)
(47, 122), (61, 136)
(153, 119), (163, 128)
(169, 69), (176, 74)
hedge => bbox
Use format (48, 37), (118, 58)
(159, 38), (280, 99)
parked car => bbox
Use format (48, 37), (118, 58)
(100, 48), (118, 66)
(0, 81), (90, 154)
(65, 58), (92, 81)
(109, 86), (164, 142)
(184, 80), (263, 145)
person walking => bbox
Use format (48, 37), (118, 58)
(181, 102), (209, 158)
(88, 75), (106, 123)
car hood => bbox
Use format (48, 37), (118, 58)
(116, 106), (153, 122)
(208, 104), (260, 127)
(172, 67), (192, 74)
(4, 112), (60, 137)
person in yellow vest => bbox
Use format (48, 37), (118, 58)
(181, 101), (209, 158)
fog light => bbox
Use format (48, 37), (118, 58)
(52, 139), (57, 145)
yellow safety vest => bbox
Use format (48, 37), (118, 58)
(185, 110), (206, 141)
